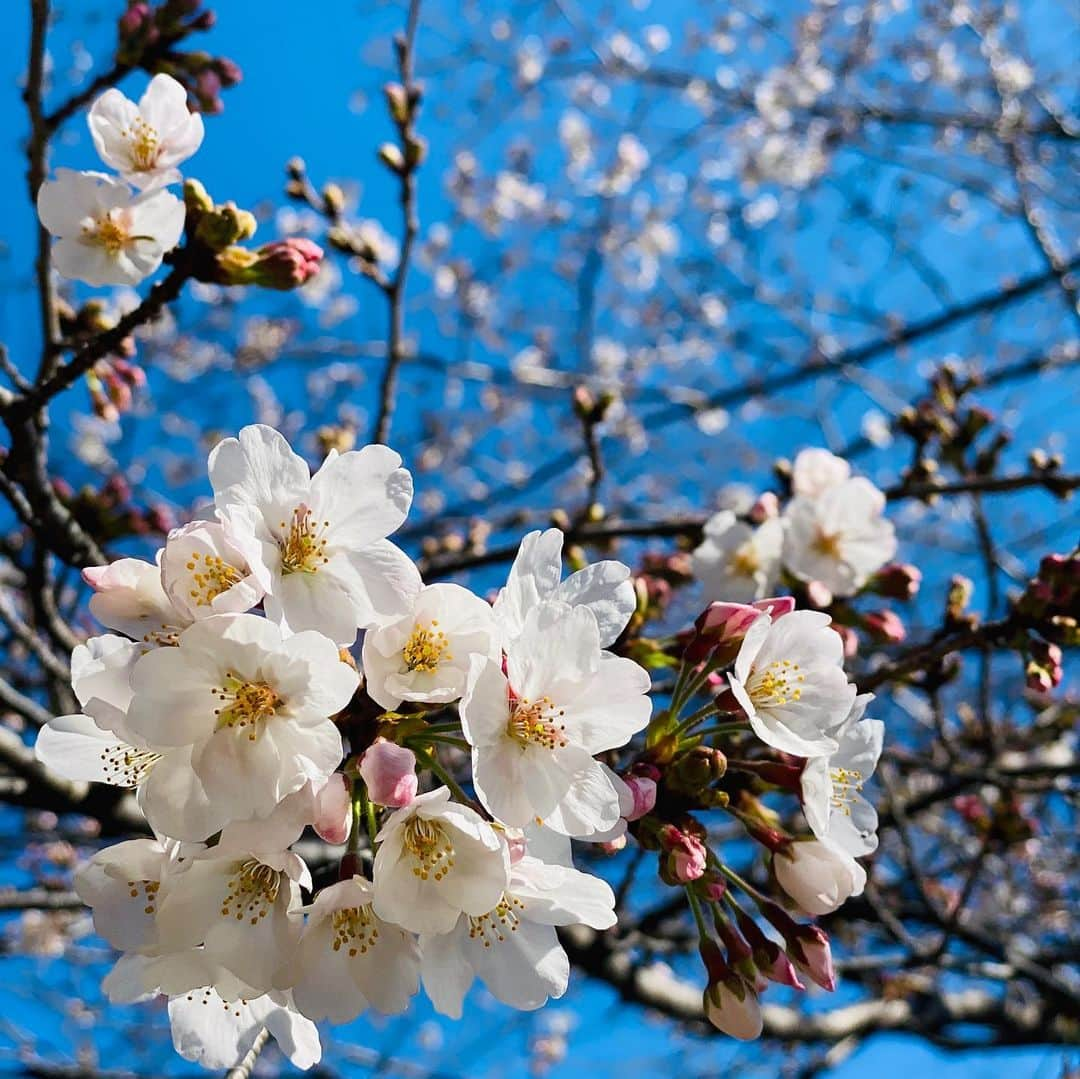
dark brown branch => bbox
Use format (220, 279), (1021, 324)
(371, 0), (423, 446)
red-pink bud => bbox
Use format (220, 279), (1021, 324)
(254, 238), (324, 289)
(601, 835), (628, 855)
(359, 739), (417, 807)
(873, 562), (922, 601)
(863, 608), (906, 644)
(118, 2), (151, 35)
(806, 579), (833, 608)
(753, 596), (794, 620)
(312, 773), (351, 844)
(658, 825), (707, 882)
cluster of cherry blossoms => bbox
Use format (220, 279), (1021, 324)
(692, 447), (898, 608)
(34, 425), (646, 1068)
(37, 73), (323, 293)
(33, 424), (893, 1063)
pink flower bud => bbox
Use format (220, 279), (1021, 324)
(834, 623), (859, 658)
(255, 238), (324, 289)
(873, 562), (922, 600)
(684, 601), (766, 662)
(805, 579), (833, 608)
(359, 740), (417, 807)
(601, 835), (628, 855)
(659, 825), (707, 882)
(748, 492), (780, 523)
(623, 775), (657, 821)
(312, 773), (351, 844)
(790, 924), (836, 991)
(753, 596), (794, 620)
(118, 2), (151, 35)
(864, 608), (906, 644)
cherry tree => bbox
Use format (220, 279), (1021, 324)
(0, 1), (1076, 1076)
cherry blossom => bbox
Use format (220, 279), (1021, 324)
(361, 582), (499, 710)
(790, 447), (851, 497)
(460, 601), (651, 836)
(800, 694), (884, 856)
(290, 876), (420, 1022)
(419, 851), (616, 1017)
(782, 476), (897, 597)
(82, 556), (188, 644)
(123, 613), (356, 839)
(160, 520), (264, 622)
(168, 987), (320, 1071)
(37, 169), (185, 286)
(371, 787), (510, 934)
(88, 73), (204, 189)
(728, 611), (854, 757)
(209, 424), (418, 643)
(691, 511), (784, 604)
(493, 527), (636, 648)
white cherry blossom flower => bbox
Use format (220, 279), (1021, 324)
(169, 986), (320, 1071)
(35, 633), (231, 843)
(74, 837), (194, 954)
(729, 611), (854, 757)
(460, 601), (651, 837)
(289, 876), (420, 1022)
(106, 951), (321, 1071)
(361, 582), (499, 710)
(774, 838), (866, 916)
(154, 816), (311, 993)
(420, 852), (616, 1017)
(782, 477), (897, 597)
(123, 613), (356, 839)
(88, 73), (204, 188)
(371, 787), (509, 934)
(691, 511), (784, 603)
(82, 557), (188, 644)
(38, 169), (185, 286)
(790, 447), (851, 497)
(493, 528), (636, 648)
(161, 520), (264, 622)
(801, 694), (884, 856)
(209, 424), (419, 644)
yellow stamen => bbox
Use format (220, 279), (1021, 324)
(506, 696), (567, 751)
(330, 905), (379, 957)
(403, 816), (455, 882)
(212, 671), (281, 738)
(402, 620), (451, 672)
(186, 549), (245, 606)
(279, 504), (330, 575)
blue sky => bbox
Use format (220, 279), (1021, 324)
(0, 1), (1075, 1076)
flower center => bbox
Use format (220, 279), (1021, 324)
(811, 528), (843, 558)
(731, 542), (760, 578)
(124, 118), (161, 171)
(468, 893), (525, 947)
(212, 672), (281, 737)
(125, 878), (161, 916)
(402, 620), (451, 672)
(100, 744), (162, 787)
(221, 859), (282, 924)
(279, 504), (330, 575)
(402, 817), (455, 881)
(330, 905), (379, 957)
(506, 696), (567, 750)
(750, 659), (805, 707)
(830, 766), (864, 815)
(83, 213), (131, 256)
(186, 550), (245, 607)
